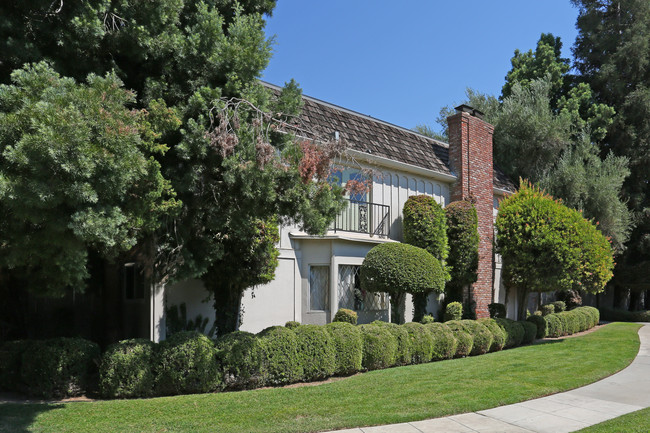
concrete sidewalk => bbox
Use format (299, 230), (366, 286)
(331, 323), (650, 433)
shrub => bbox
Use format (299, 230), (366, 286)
(257, 326), (303, 386)
(578, 306), (600, 327)
(333, 308), (358, 325)
(572, 309), (589, 332)
(359, 324), (397, 370)
(325, 322), (363, 375)
(155, 331), (220, 396)
(541, 304), (555, 316)
(521, 321), (537, 344)
(372, 321), (411, 365)
(526, 315), (547, 339)
(445, 200), (479, 303)
(556, 311), (579, 335)
(215, 331), (265, 390)
(403, 322), (434, 364)
(495, 318), (525, 348)
(544, 314), (564, 337)
(556, 289), (583, 309)
(420, 314), (435, 324)
(552, 301), (567, 313)
(488, 303), (506, 319)
(99, 339), (155, 398)
(444, 302), (463, 322)
(600, 307), (649, 322)
(0, 340), (32, 392)
(477, 318), (506, 352)
(445, 321), (473, 357)
(457, 320), (493, 356)
(424, 323), (457, 360)
(294, 325), (336, 381)
(285, 321), (301, 329)
(21, 337), (100, 398)
(403, 195), (449, 262)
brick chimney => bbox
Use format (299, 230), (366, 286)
(447, 105), (494, 319)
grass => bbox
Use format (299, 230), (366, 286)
(0, 322), (641, 433)
(576, 407), (650, 432)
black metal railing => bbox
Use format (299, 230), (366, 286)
(331, 199), (390, 237)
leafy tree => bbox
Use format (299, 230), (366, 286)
(360, 243), (445, 324)
(0, 63), (178, 296)
(496, 181), (614, 320)
(572, 0), (650, 302)
(444, 200), (479, 305)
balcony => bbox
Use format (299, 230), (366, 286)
(331, 199), (390, 237)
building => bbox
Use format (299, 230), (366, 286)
(159, 86), (516, 341)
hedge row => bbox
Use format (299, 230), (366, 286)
(526, 306), (600, 338)
(1, 318), (544, 400)
(599, 307), (650, 323)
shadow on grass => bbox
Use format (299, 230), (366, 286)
(0, 402), (63, 433)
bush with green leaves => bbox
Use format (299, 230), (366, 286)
(478, 318), (506, 352)
(444, 301), (463, 322)
(521, 321), (538, 344)
(556, 311), (579, 335)
(403, 322), (434, 364)
(0, 340), (32, 392)
(99, 339), (155, 398)
(445, 200), (479, 303)
(578, 306), (600, 327)
(21, 337), (100, 398)
(600, 307), (650, 322)
(541, 304), (555, 316)
(526, 315), (547, 339)
(552, 301), (567, 313)
(155, 331), (220, 396)
(361, 242), (445, 323)
(371, 321), (411, 365)
(420, 314), (435, 324)
(325, 322), (363, 375)
(445, 321), (474, 357)
(556, 290), (583, 310)
(294, 325), (336, 381)
(333, 308), (357, 325)
(257, 326), (303, 386)
(285, 321), (301, 329)
(424, 323), (458, 360)
(215, 331), (265, 390)
(495, 318), (525, 348)
(358, 324), (397, 370)
(544, 314), (564, 337)
(488, 303), (507, 319)
(456, 320), (493, 356)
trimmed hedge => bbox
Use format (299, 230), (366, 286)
(457, 320), (493, 356)
(495, 318), (525, 348)
(21, 337), (100, 398)
(541, 304), (555, 316)
(444, 302), (463, 322)
(403, 322), (434, 364)
(424, 323), (457, 360)
(526, 315), (547, 339)
(325, 322), (363, 375)
(0, 340), (32, 393)
(359, 324), (397, 370)
(543, 306), (600, 337)
(552, 301), (567, 313)
(545, 314), (564, 337)
(478, 318), (506, 352)
(99, 339), (155, 398)
(285, 321), (301, 329)
(333, 308), (358, 325)
(421, 314), (435, 324)
(521, 321), (537, 344)
(600, 307), (648, 322)
(155, 331), (220, 396)
(445, 321), (473, 357)
(294, 325), (336, 381)
(258, 326), (303, 386)
(372, 322), (411, 366)
(215, 331), (265, 390)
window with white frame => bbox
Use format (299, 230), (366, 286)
(309, 265), (330, 311)
(338, 265), (388, 311)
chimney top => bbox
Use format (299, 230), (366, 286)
(455, 104), (485, 120)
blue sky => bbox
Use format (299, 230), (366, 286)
(262, 1), (579, 134)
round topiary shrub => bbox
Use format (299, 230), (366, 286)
(333, 308), (358, 325)
(0, 340), (32, 393)
(477, 318), (506, 352)
(494, 318), (525, 348)
(359, 324), (397, 370)
(21, 337), (100, 398)
(556, 311), (579, 335)
(424, 323), (457, 360)
(457, 320), (493, 356)
(552, 301), (567, 313)
(444, 302), (463, 322)
(526, 315), (547, 339)
(257, 326), (303, 386)
(445, 321), (474, 357)
(488, 303), (507, 319)
(520, 321), (537, 344)
(556, 289), (582, 310)
(371, 321), (411, 365)
(215, 331), (265, 390)
(572, 309), (589, 332)
(541, 304), (555, 316)
(578, 306), (600, 328)
(420, 314), (435, 324)
(99, 338), (155, 398)
(285, 321), (301, 329)
(294, 325), (336, 381)
(155, 331), (220, 396)
(403, 322), (434, 364)
(325, 322), (363, 375)
(544, 314), (564, 337)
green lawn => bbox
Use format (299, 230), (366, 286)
(576, 407), (650, 433)
(0, 323), (641, 433)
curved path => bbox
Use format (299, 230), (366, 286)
(332, 323), (650, 433)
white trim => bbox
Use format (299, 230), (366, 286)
(289, 232), (397, 244)
(346, 149), (457, 183)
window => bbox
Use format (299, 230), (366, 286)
(309, 265), (330, 311)
(338, 265), (388, 311)
(122, 263), (145, 300)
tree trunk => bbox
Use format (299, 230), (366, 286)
(390, 292), (405, 324)
(412, 293), (428, 322)
(516, 287), (530, 321)
(209, 281), (244, 337)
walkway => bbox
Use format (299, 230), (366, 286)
(331, 323), (650, 433)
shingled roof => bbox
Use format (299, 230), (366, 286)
(264, 82), (515, 192)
